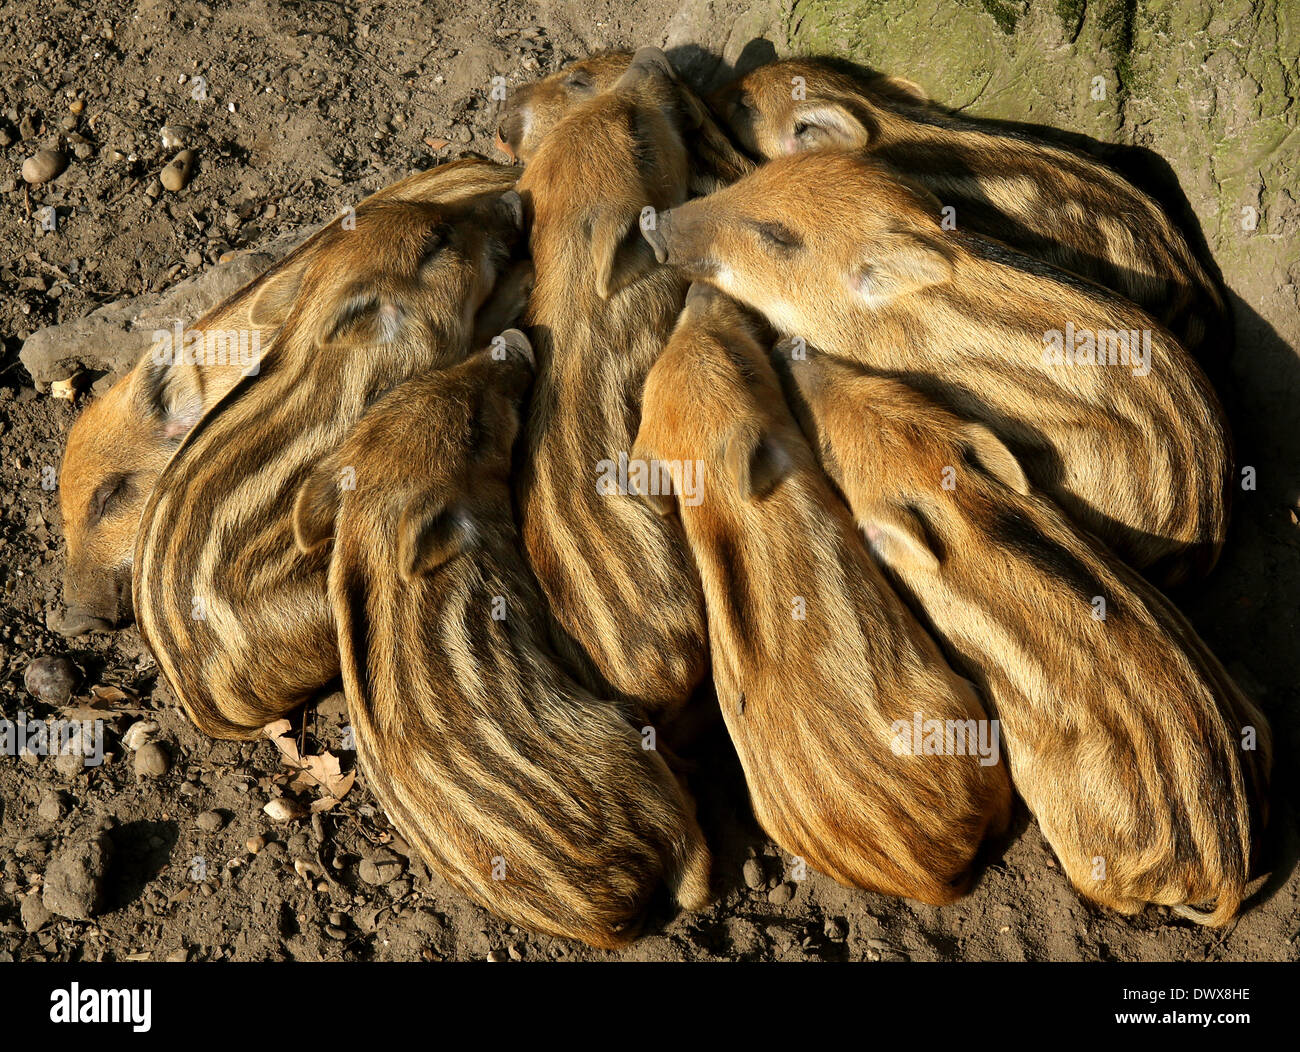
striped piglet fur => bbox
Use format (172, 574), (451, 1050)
(515, 48), (709, 731)
(782, 351), (1271, 924)
(714, 57), (1229, 368)
(132, 158), (524, 739)
(632, 285), (1012, 904)
(59, 159), (530, 638)
(497, 49), (754, 194)
(293, 337), (711, 948)
(644, 151), (1231, 584)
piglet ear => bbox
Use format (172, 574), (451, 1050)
(317, 284), (406, 348)
(292, 463), (345, 552)
(725, 429), (791, 503)
(398, 501), (475, 580)
(496, 190), (525, 231)
(790, 103), (869, 150)
(247, 254), (309, 327)
(861, 503), (940, 574)
(134, 356), (205, 440)
(959, 423), (1030, 495)
(615, 47), (677, 91)
(852, 234), (952, 304)
(872, 74), (929, 106)
(593, 209), (658, 299)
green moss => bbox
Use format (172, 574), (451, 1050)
(977, 0), (1021, 34)
(1055, 0), (1086, 39)
(1098, 0), (1137, 93)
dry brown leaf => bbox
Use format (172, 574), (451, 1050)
(89, 684), (136, 707)
(263, 719), (354, 800)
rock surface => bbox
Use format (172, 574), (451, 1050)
(42, 832), (113, 920)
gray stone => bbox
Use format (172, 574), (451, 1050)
(20, 893), (51, 932)
(42, 832), (112, 920)
(19, 227), (315, 385)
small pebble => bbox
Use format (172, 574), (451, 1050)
(21, 149), (67, 185)
(42, 832), (112, 920)
(486, 949), (508, 962)
(160, 124), (189, 150)
(359, 856), (404, 886)
(263, 798), (307, 823)
(54, 750), (86, 779)
(195, 810), (224, 833)
(37, 789), (67, 822)
(160, 149), (196, 191)
(246, 835), (265, 855)
(133, 741), (170, 779)
(742, 858), (765, 890)
(293, 858), (324, 882)
(121, 720), (158, 752)
(24, 655), (77, 704)
(20, 894), (51, 932)
(767, 883), (794, 906)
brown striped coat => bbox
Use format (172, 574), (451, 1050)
(714, 58), (1229, 364)
(632, 285), (1012, 903)
(643, 151), (1231, 583)
(497, 49), (753, 194)
(782, 352), (1271, 924)
(294, 338), (711, 948)
(514, 49), (709, 730)
(59, 158), (525, 638)
(132, 158), (523, 739)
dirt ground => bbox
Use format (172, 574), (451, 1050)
(0, 0), (1296, 963)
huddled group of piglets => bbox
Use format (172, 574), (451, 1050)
(56, 47), (1270, 948)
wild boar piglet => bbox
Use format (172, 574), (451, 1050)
(781, 348), (1271, 925)
(632, 283), (1012, 904)
(497, 48), (753, 193)
(294, 334), (712, 948)
(644, 150), (1231, 584)
(133, 158), (524, 740)
(714, 57), (1229, 364)
(515, 47), (711, 733)
(58, 158), (526, 639)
